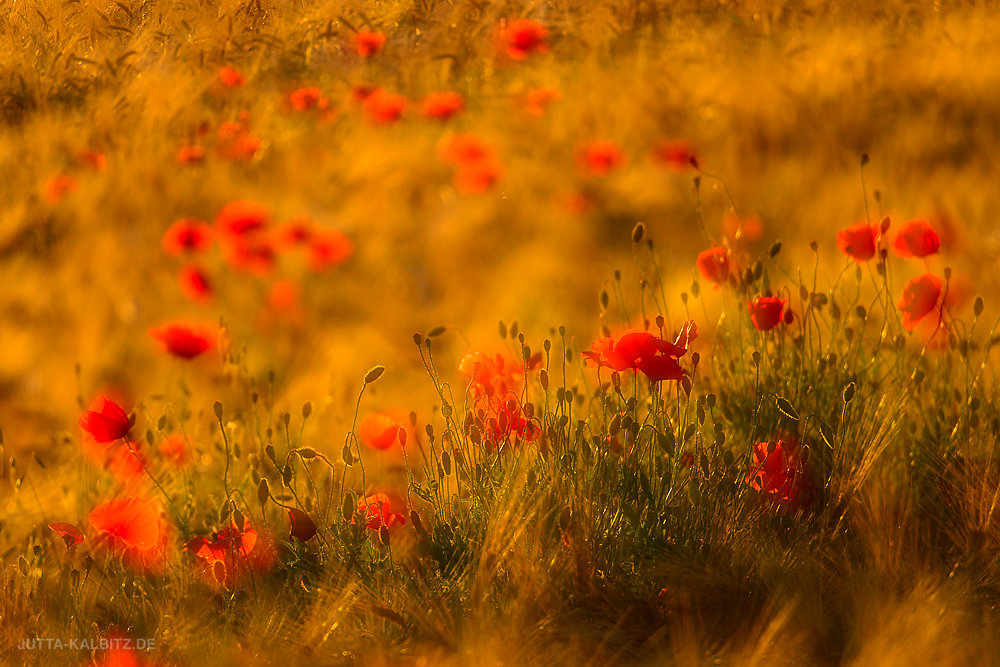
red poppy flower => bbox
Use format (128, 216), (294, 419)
(500, 19), (549, 60)
(484, 399), (540, 444)
(177, 145), (206, 165)
(524, 87), (561, 116)
(184, 518), (274, 588)
(158, 435), (190, 467)
(696, 247), (731, 286)
(892, 218), (941, 258)
(288, 508), (318, 542)
(360, 413), (403, 450)
(364, 89), (406, 124)
(746, 440), (814, 512)
(422, 92), (465, 120)
(354, 31), (387, 58)
(898, 273), (942, 332)
(45, 173), (78, 204)
(162, 218), (213, 255)
(582, 321), (697, 382)
(289, 86), (328, 112)
(356, 493), (405, 531)
(723, 212), (764, 243)
(179, 265), (213, 302)
(267, 280), (300, 313)
(78, 150), (107, 172)
(836, 222), (879, 262)
(79, 395), (132, 444)
(216, 200), (270, 238)
(49, 522), (85, 548)
(307, 229), (353, 272)
(440, 134), (491, 165)
(89, 497), (161, 551)
(652, 140), (699, 171)
(454, 160), (503, 194)
(218, 66), (245, 87)
(578, 140), (626, 177)
(747, 296), (786, 331)
(148, 324), (215, 360)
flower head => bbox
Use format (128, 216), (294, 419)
(652, 140), (699, 171)
(289, 86), (328, 112)
(422, 92), (465, 121)
(354, 31), (387, 58)
(356, 493), (405, 531)
(89, 497), (160, 552)
(524, 87), (561, 116)
(184, 518), (274, 588)
(747, 440), (814, 512)
(898, 273), (942, 332)
(364, 89), (406, 124)
(747, 296), (786, 331)
(892, 218), (941, 258)
(162, 218), (212, 255)
(306, 229), (353, 272)
(578, 140), (626, 177)
(288, 508), (317, 542)
(148, 324), (215, 360)
(79, 396), (131, 444)
(500, 19), (549, 60)
(49, 522), (85, 548)
(218, 66), (245, 87)
(179, 265), (213, 302)
(696, 247), (731, 287)
(360, 413), (403, 450)
(582, 321), (697, 382)
(836, 222), (879, 262)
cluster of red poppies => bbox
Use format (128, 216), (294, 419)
(161, 199), (352, 316)
(837, 218), (944, 332)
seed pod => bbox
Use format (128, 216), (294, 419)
(297, 447), (317, 459)
(281, 464), (293, 486)
(258, 478), (270, 505)
(342, 493), (355, 522)
(379, 525), (390, 545)
(213, 401), (223, 419)
(342, 444), (353, 466)
(632, 222), (645, 244)
(302, 402), (312, 420)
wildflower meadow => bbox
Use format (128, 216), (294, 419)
(3, 1), (1000, 665)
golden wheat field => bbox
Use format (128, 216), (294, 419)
(3, 1), (1000, 665)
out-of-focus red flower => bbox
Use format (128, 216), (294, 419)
(747, 296), (786, 331)
(78, 150), (107, 172)
(89, 631), (162, 667)
(354, 31), (387, 58)
(49, 522), (85, 548)
(898, 273), (942, 332)
(267, 280), (300, 312)
(288, 508), (318, 542)
(184, 518), (274, 588)
(459, 352), (541, 443)
(723, 212), (764, 244)
(177, 145), (206, 165)
(218, 66), (245, 87)
(578, 140), (626, 177)
(79, 395), (132, 444)
(500, 19), (549, 60)
(148, 324), (215, 360)
(289, 86), (328, 112)
(179, 265), (213, 302)
(747, 440), (814, 512)
(216, 120), (260, 161)
(45, 173), (78, 204)
(307, 229), (353, 272)
(216, 200), (270, 237)
(892, 218), (941, 259)
(836, 222), (879, 262)
(360, 413), (403, 450)
(582, 321), (697, 382)
(439, 134), (491, 165)
(651, 140), (699, 171)
(356, 493), (405, 531)
(422, 91), (465, 120)
(89, 497), (160, 552)
(696, 247), (731, 287)
(162, 218), (213, 255)
(454, 160), (503, 194)
(364, 89), (406, 124)
(158, 435), (190, 467)
(524, 87), (561, 116)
